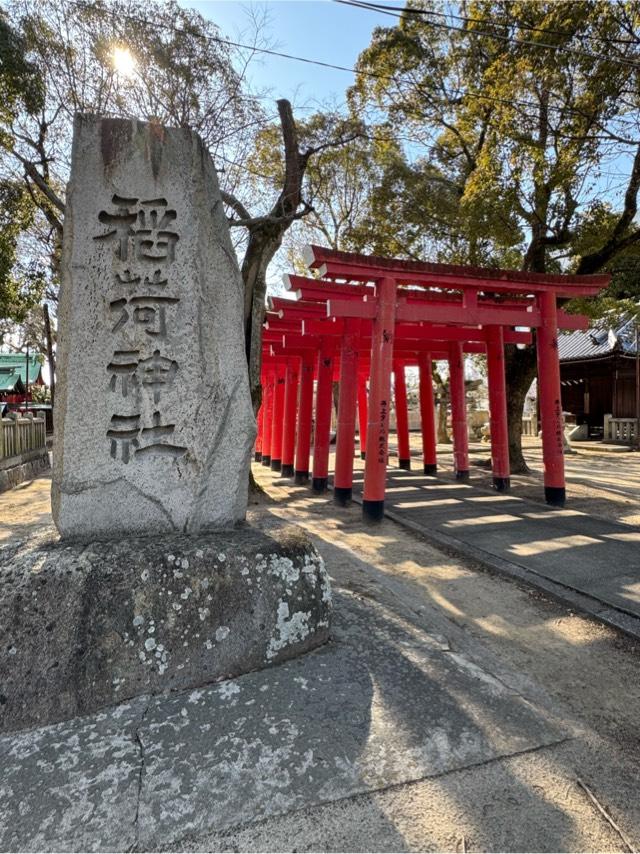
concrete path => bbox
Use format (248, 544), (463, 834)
(1, 587), (569, 852)
(349, 468), (640, 639)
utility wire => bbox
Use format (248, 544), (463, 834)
(68, 0), (640, 132)
(336, 0), (640, 70)
(416, 2), (637, 47)
(340, 0), (639, 48)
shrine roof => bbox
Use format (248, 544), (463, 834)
(303, 245), (610, 296)
(0, 354), (43, 386)
(0, 372), (25, 392)
(559, 319), (639, 362)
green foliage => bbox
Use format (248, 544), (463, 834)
(0, 8), (43, 132)
(349, 1), (640, 277)
(13, 0), (255, 143)
(0, 0), (262, 325)
(0, 180), (46, 322)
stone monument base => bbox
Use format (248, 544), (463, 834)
(0, 523), (331, 734)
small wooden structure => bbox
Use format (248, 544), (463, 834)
(257, 246), (609, 521)
(559, 321), (640, 443)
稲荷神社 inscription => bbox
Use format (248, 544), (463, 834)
(52, 116), (256, 538)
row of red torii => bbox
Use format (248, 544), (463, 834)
(255, 246), (610, 523)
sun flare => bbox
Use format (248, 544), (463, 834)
(112, 46), (137, 78)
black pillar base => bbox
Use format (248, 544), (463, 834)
(424, 463), (438, 476)
(270, 458), (282, 472)
(455, 470), (470, 481)
(281, 464), (294, 477)
(294, 470), (310, 485)
(334, 486), (353, 506)
(261, 455), (271, 467)
(398, 458), (411, 471)
(312, 476), (328, 493)
(362, 499), (385, 523)
(361, 451), (366, 460)
(254, 451), (262, 462)
(492, 476), (510, 492)
(545, 486), (566, 507)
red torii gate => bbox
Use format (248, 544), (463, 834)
(256, 247), (610, 524)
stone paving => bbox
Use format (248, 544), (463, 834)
(348, 466), (640, 638)
(0, 493), (569, 851)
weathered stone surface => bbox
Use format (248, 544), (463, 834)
(0, 522), (331, 734)
(52, 115), (255, 539)
(0, 591), (570, 852)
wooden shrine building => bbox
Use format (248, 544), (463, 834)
(559, 318), (640, 443)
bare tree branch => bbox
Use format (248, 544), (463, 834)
(221, 190), (252, 223)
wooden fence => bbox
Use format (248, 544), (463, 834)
(0, 416), (47, 468)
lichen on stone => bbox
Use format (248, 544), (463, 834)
(266, 601), (312, 661)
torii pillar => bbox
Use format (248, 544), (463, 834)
(418, 353), (437, 475)
(486, 326), (510, 491)
(312, 338), (335, 493)
(358, 374), (368, 459)
(448, 341), (469, 480)
(393, 360), (411, 470)
(295, 351), (315, 484)
(334, 320), (360, 505)
(255, 388), (265, 462)
(363, 278), (397, 522)
(537, 291), (566, 506)
(261, 368), (275, 467)
(270, 364), (286, 472)
(281, 357), (299, 477)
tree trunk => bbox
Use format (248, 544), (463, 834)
(241, 224), (283, 415)
(504, 344), (537, 473)
(437, 394), (450, 444)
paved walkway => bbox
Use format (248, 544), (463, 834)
(349, 466), (640, 638)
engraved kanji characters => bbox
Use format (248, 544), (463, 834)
(114, 269), (168, 288)
(110, 295), (179, 340)
(136, 411), (187, 458)
(108, 411), (186, 463)
(107, 350), (139, 397)
(107, 414), (140, 462)
(101, 193), (185, 462)
(138, 349), (178, 404)
(107, 348), (178, 403)
(94, 195), (138, 261)
(94, 195), (179, 263)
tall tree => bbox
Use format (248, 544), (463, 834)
(1, 0), (333, 406)
(349, 0), (640, 470)
(223, 108), (361, 408)
(0, 11), (46, 327)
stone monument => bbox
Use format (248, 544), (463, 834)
(0, 116), (331, 734)
(53, 115), (254, 537)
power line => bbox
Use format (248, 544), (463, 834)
(65, 1), (640, 139)
(336, 0), (640, 70)
(342, 0), (639, 49)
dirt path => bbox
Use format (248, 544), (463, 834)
(239, 465), (640, 852)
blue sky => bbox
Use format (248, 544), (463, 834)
(181, 0), (399, 108)
(179, 1), (632, 210)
